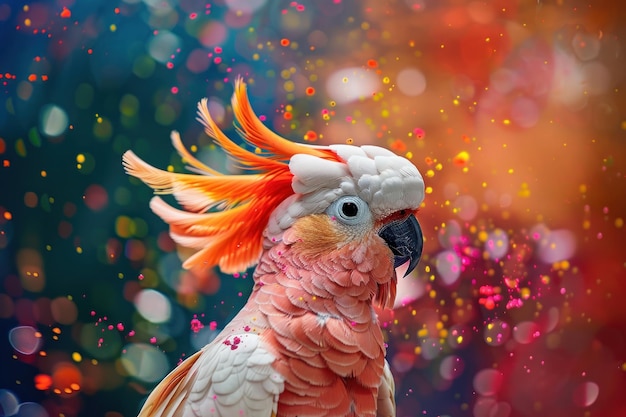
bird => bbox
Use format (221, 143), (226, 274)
(122, 78), (424, 417)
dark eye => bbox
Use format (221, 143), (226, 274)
(341, 202), (359, 217)
(326, 195), (371, 226)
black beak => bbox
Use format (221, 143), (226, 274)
(378, 214), (423, 277)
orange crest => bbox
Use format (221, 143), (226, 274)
(123, 78), (341, 273)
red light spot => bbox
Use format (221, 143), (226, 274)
(28, 74), (37, 82)
(304, 130), (317, 141)
(280, 38), (290, 47)
(283, 111), (292, 120)
(60, 7), (71, 19)
(83, 184), (108, 211)
(34, 374), (53, 390)
(367, 59), (378, 68)
(305, 86), (315, 96)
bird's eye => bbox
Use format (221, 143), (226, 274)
(326, 195), (371, 226)
(341, 202), (359, 217)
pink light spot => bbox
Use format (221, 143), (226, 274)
(190, 318), (204, 333)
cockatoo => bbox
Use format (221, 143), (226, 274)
(122, 79), (424, 417)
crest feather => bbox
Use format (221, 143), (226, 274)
(123, 79), (340, 273)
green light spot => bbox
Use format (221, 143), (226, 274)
(132, 55), (156, 79)
(75, 83), (94, 109)
(28, 127), (42, 147)
(15, 138), (26, 157)
(93, 117), (113, 141)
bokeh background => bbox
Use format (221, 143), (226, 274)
(1, 0), (625, 416)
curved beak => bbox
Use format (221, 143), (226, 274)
(378, 214), (423, 277)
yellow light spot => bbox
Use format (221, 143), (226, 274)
(110, 24), (117, 32)
(615, 218), (623, 228)
(76, 154), (85, 163)
(72, 352), (82, 362)
(520, 287), (531, 299)
(417, 328), (428, 338)
(76, 247), (83, 254)
(425, 186), (433, 194)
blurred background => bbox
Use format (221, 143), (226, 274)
(1, 0), (625, 416)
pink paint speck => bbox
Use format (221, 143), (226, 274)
(190, 318), (204, 333)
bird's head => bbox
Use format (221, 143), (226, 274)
(123, 79), (424, 294)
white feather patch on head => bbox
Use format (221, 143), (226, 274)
(264, 143), (424, 243)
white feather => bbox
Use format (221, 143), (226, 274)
(182, 333), (284, 417)
(266, 142), (425, 237)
